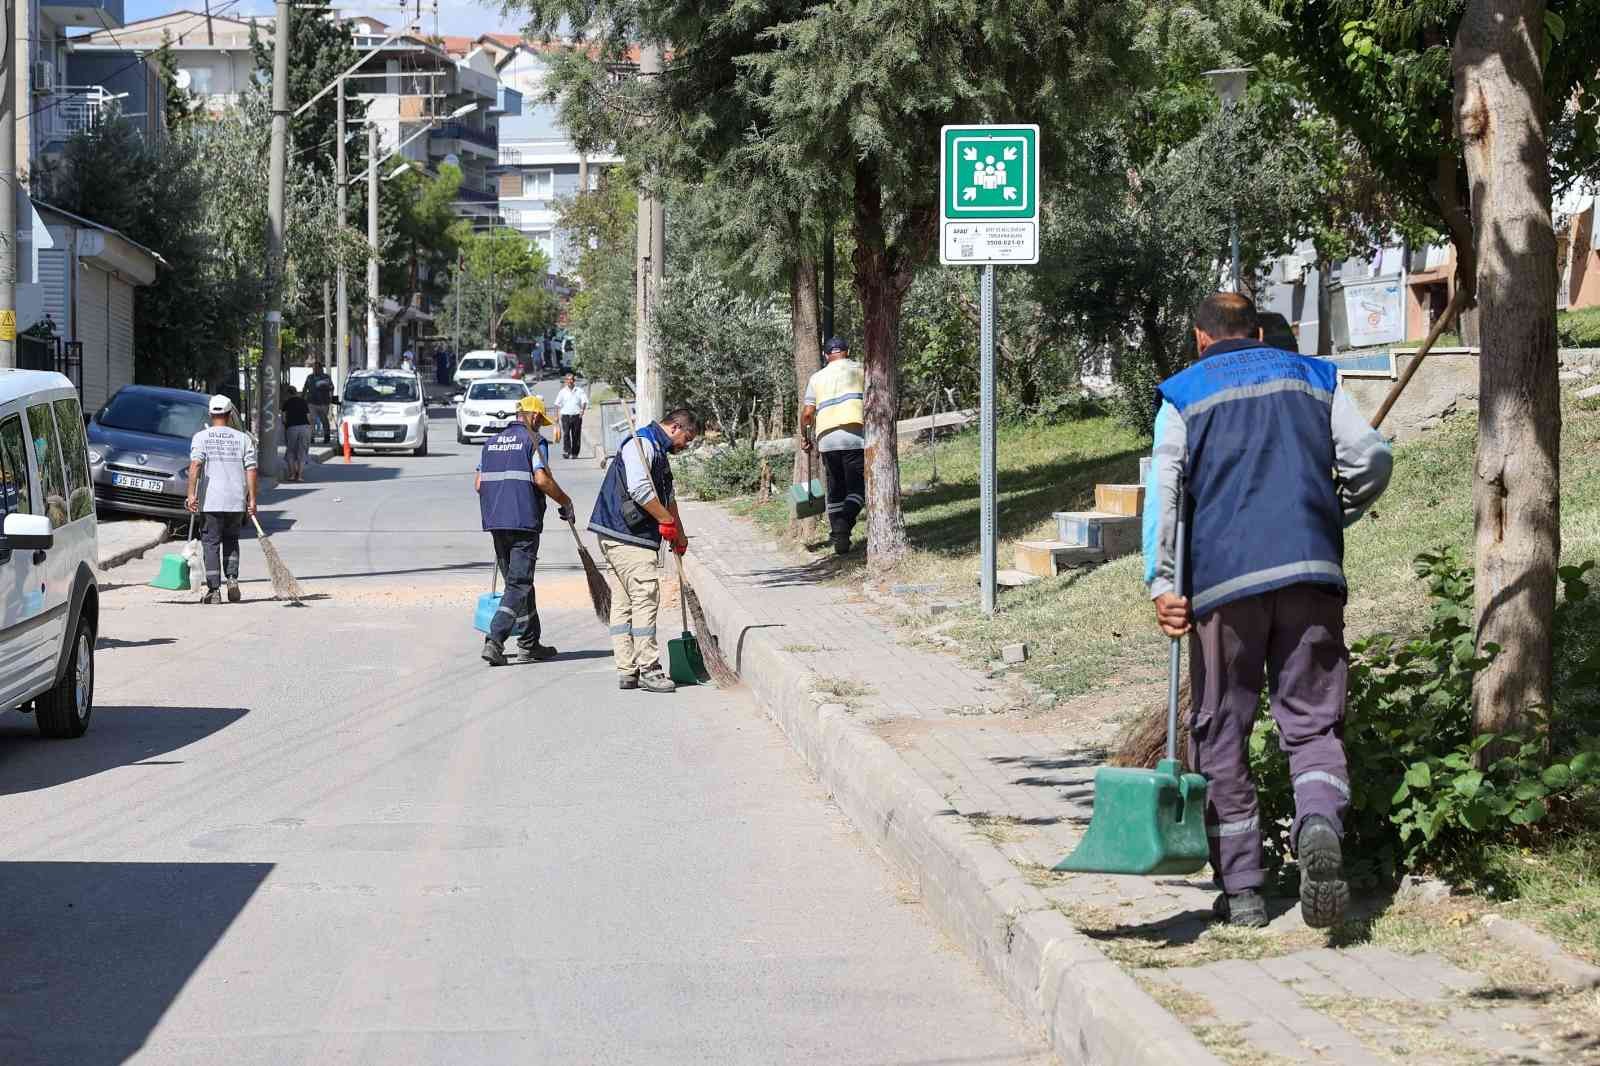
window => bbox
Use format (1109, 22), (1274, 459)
(26, 403), (68, 529)
(179, 66), (213, 95)
(0, 414), (33, 517)
(527, 169), (554, 200)
(343, 375), (420, 403)
(500, 147), (523, 166)
(98, 389), (209, 439)
(499, 172), (524, 198)
(51, 398), (93, 522)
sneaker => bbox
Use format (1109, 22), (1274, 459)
(618, 673), (639, 690)
(1297, 815), (1349, 929)
(227, 581), (241, 603)
(1213, 889), (1268, 928)
(638, 669), (677, 694)
(201, 588), (221, 605)
(481, 639), (507, 667)
(518, 642), (558, 662)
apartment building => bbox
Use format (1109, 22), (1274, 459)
(74, 8), (266, 114)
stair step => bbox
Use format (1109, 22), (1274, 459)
(1095, 483), (1145, 517)
(1053, 511), (1141, 557)
(1013, 540), (1106, 578)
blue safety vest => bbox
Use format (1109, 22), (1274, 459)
(478, 423), (549, 532)
(588, 423), (674, 548)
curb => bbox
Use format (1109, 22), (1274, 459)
(680, 550), (1225, 1066)
(97, 524), (170, 572)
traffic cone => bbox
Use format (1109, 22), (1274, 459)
(341, 421), (352, 463)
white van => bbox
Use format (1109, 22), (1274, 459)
(452, 350), (517, 395)
(1, 370), (99, 738)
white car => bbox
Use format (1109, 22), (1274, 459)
(452, 351), (518, 393)
(338, 370), (430, 455)
(455, 378), (531, 444)
(1, 369), (99, 738)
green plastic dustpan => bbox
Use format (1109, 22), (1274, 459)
(667, 554), (709, 685)
(1054, 483), (1209, 876)
(149, 551), (190, 591)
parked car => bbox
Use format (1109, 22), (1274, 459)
(2, 369), (100, 738)
(86, 384), (211, 520)
(454, 378), (531, 444)
(451, 351), (517, 394)
(339, 369), (430, 455)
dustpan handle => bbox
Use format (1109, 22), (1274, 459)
(675, 552), (689, 632)
(186, 513), (196, 542)
(1167, 480), (1187, 765)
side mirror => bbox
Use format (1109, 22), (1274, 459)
(451, 394), (464, 405)
(2, 512), (54, 552)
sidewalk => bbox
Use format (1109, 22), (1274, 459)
(679, 500), (1600, 1066)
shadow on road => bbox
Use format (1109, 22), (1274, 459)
(0, 705), (249, 797)
(0, 860), (272, 1066)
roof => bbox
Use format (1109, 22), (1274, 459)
(0, 369), (77, 407)
(34, 201), (167, 272)
(76, 9), (267, 47)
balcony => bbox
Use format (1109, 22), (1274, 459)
(39, 86), (120, 139)
(43, 0), (124, 29)
(432, 121), (498, 150)
(492, 85), (523, 117)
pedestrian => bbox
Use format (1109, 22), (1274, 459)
(554, 373), (588, 460)
(186, 395), (259, 605)
(1144, 292), (1393, 930)
(282, 385), (313, 482)
(475, 394), (575, 666)
(800, 336), (866, 555)
(305, 360), (335, 444)
(401, 348), (416, 373)
(587, 407), (701, 693)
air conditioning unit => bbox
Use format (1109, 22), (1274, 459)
(30, 61), (55, 96)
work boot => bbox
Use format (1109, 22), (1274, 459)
(618, 673), (639, 690)
(638, 668), (677, 694)
(201, 588), (221, 605)
(1297, 815), (1349, 929)
(481, 639), (508, 667)
(518, 642), (558, 662)
(227, 580), (241, 603)
(832, 533), (851, 556)
(1212, 889), (1268, 928)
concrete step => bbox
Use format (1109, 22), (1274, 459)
(1012, 539), (1106, 578)
(1095, 483), (1145, 517)
(1053, 510), (1141, 558)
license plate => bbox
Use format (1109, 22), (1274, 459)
(367, 429), (399, 440)
(111, 473), (165, 493)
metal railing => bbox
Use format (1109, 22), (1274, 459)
(433, 121), (498, 150)
(42, 86), (120, 137)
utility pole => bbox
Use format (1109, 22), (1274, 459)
(453, 250), (462, 358)
(258, 0), (291, 479)
(322, 280), (331, 363)
(0, 0), (18, 369)
(633, 42), (665, 422)
(335, 76), (349, 394)
(366, 122), (380, 369)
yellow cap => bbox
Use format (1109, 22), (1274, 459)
(517, 394), (548, 418)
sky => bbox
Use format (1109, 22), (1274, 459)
(122, 1), (517, 38)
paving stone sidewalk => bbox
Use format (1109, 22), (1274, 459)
(682, 499), (1600, 1066)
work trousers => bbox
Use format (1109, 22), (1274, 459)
(309, 404), (332, 443)
(1188, 582), (1351, 892)
(561, 414), (584, 459)
(285, 425), (312, 471)
(202, 512), (243, 591)
(821, 447), (866, 541)
(600, 537), (661, 677)
(489, 530), (542, 648)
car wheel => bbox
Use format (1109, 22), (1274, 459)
(414, 432), (429, 457)
(37, 612), (94, 739)
(456, 430), (467, 445)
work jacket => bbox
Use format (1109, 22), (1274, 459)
(589, 423), (675, 549)
(479, 423), (550, 533)
(809, 358), (865, 439)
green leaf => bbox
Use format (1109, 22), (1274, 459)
(1514, 779), (1550, 801)
(1571, 752), (1597, 777)
(1391, 780), (1411, 805)
(1452, 770), (1483, 799)
(1459, 801), (1491, 830)
(1542, 764), (1572, 790)
(1405, 762), (1433, 789)
(1509, 798), (1548, 826)
(1546, 10), (1567, 41)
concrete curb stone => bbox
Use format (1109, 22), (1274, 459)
(681, 550), (1226, 1066)
(97, 522), (170, 571)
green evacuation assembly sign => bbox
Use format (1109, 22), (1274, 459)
(939, 124), (1040, 266)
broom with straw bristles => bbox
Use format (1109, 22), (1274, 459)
(250, 514), (305, 605)
(565, 519), (612, 624)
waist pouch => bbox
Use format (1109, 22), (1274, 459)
(620, 496), (654, 534)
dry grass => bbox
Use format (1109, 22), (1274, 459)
(810, 675), (873, 706)
(964, 813), (1028, 845)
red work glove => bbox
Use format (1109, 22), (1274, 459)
(659, 521), (688, 555)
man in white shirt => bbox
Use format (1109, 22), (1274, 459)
(186, 395), (259, 604)
(554, 374), (588, 460)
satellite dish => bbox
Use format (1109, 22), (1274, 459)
(443, 153), (460, 168)
(175, 69), (192, 90)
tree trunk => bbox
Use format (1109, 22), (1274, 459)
(1453, 0), (1561, 743)
(790, 255), (823, 540)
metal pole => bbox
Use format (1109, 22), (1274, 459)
(453, 250), (462, 358)
(488, 231), (496, 348)
(335, 77), (349, 394)
(366, 122), (380, 370)
(322, 279), (331, 363)
(258, 0), (291, 479)
(1230, 207), (1241, 294)
(633, 42), (664, 423)
(979, 264), (997, 615)
(0, 0), (17, 369)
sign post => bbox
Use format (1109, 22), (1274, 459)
(941, 124), (1039, 614)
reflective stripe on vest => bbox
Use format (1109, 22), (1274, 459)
(812, 359), (865, 437)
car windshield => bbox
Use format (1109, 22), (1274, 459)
(468, 382), (526, 402)
(460, 358), (496, 373)
(97, 390), (209, 439)
(345, 376), (419, 403)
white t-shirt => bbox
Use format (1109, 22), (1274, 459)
(189, 426), (257, 513)
(555, 386), (588, 417)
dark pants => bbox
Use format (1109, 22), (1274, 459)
(561, 414), (583, 458)
(489, 530), (542, 648)
(202, 512), (244, 590)
(1188, 582), (1351, 892)
(821, 448), (866, 542)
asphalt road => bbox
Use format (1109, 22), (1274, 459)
(0, 384), (1051, 1066)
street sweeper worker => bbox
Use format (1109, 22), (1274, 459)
(587, 407), (701, 694)
(475, 394), (574, 667)
(1143, 291), (1392, 931)
(186, 395), (257, 605)
(800, 336), (866, 555)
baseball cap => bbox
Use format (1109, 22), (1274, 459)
(209, 395), (235, 415)
(517, 394), (548, 418)
(824, 336), (849, 354)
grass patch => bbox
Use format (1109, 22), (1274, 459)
(811, 675), (872, 706)
(1482, 831), (1600, 964)
(964, 813), (1027, 845)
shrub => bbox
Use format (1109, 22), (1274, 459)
(1250, 548), (1600, 888)
(678, 445), (766, 500)
(1557, 306), (1600, 349)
